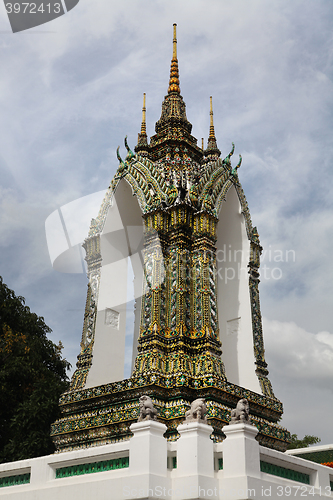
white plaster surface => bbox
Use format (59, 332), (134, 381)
(128, 420), (169, 496)
(176, 422), (215, 477)
(173, 422), (218, 499)
(85, 179), (144, 387)
(222, 422), (261, 478)
(1, 421), (332, 499)
(217, 185), (261, 393)
(85, 301), (127, 387)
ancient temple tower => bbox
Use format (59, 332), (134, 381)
(51, 25), (290, 451)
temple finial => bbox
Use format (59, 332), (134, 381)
(202, 138), (204, 150)
(205, 96), (221, 159)
(172, 23), (177, 59)
(168, 23), (180, 94)
(209, 96), (215, 139)
(151, 25), (204, 164)
(134, 92), (149, 156)
(141, 93), (147, 135)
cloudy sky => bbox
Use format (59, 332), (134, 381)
(0, 1), (332, 444)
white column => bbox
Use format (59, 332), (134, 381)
(222, 423), (260, 478)
(217, 423), (261, 500)
(174, 422), (218, 499)
(177, 422), (214, 477)
(128, 420), (169, 498)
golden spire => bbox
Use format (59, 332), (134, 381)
(168, 23), (180, 94)
(205, 96), (221, 158)
(209, 96), (216, 139)
(151, 25), (204, 165)
(202, 138), (204, 150)
(134, 93), (149, 155)
(141, 93), (147, 135)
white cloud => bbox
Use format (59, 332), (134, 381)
(316, 331), (333, 350)
(264, 318), (333, 386)
(263, 317), (333, 443)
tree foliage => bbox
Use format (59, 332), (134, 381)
(287, 434), (321, 450)
(0, 276), (70, 463)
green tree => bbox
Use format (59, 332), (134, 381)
(287, 434), (321, 450)
(0, 276), (70, 463)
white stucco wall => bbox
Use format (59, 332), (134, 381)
(85, 180), (144, 387)
(1, 422), (331, 500)
(217, 185), (261, 393)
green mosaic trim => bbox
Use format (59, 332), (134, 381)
(172, 457), (177, 469)
(59, 375), (283, 414)
(291, 450), (333, 465)
(56, 457), (129, 478)
(260, 461), (310, 484)
(0, 473), (30, 488)
(51, 396), (289, 446)
(254, 418), (290, 442)
(218, 458), (223, 470)
(51, 388), (290, 452)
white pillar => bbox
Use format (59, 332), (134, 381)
(222, 422), (261, 478)
(128, 420), (168, 498)
(177, 422), (214, 477)
(174, 422), (218, 499)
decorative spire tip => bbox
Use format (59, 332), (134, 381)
(173, 23), (177, 59)
(209, 96), (215, 138)
(168, 23), (180, 94)
(141, 92), (147, 135)
(205, 95), (221, 158)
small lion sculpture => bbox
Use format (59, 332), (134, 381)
(230, 398), (251, 424)
(138, 395), (158, 422)
(185, 398), (207, 424)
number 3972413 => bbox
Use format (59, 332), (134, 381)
(5, 3), (61, 14)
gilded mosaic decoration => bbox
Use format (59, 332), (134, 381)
(52, 24), (290, 452)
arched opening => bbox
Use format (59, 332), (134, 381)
(217, 185), (261, 393)
(85, 179), (144, 387)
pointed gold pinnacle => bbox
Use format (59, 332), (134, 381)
(168, 23), (180, 94)
(141, 93), (147, 135)
(209, 96), (216, 139)
(206, 96), (221, 158)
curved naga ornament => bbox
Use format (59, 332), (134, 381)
(124, 135), (135, 161)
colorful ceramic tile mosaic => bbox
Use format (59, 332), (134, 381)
(51, 24), (290, 453)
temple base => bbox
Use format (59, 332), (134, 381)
(51, 374), (290, 453)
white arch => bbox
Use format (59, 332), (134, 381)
(85, 179), (144, 388)
(217, 184), (261, 393)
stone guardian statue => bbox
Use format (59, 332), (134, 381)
(184, 398), (208, 424)
(138, 395), (158, 421)
(230, 398), (251, 424)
